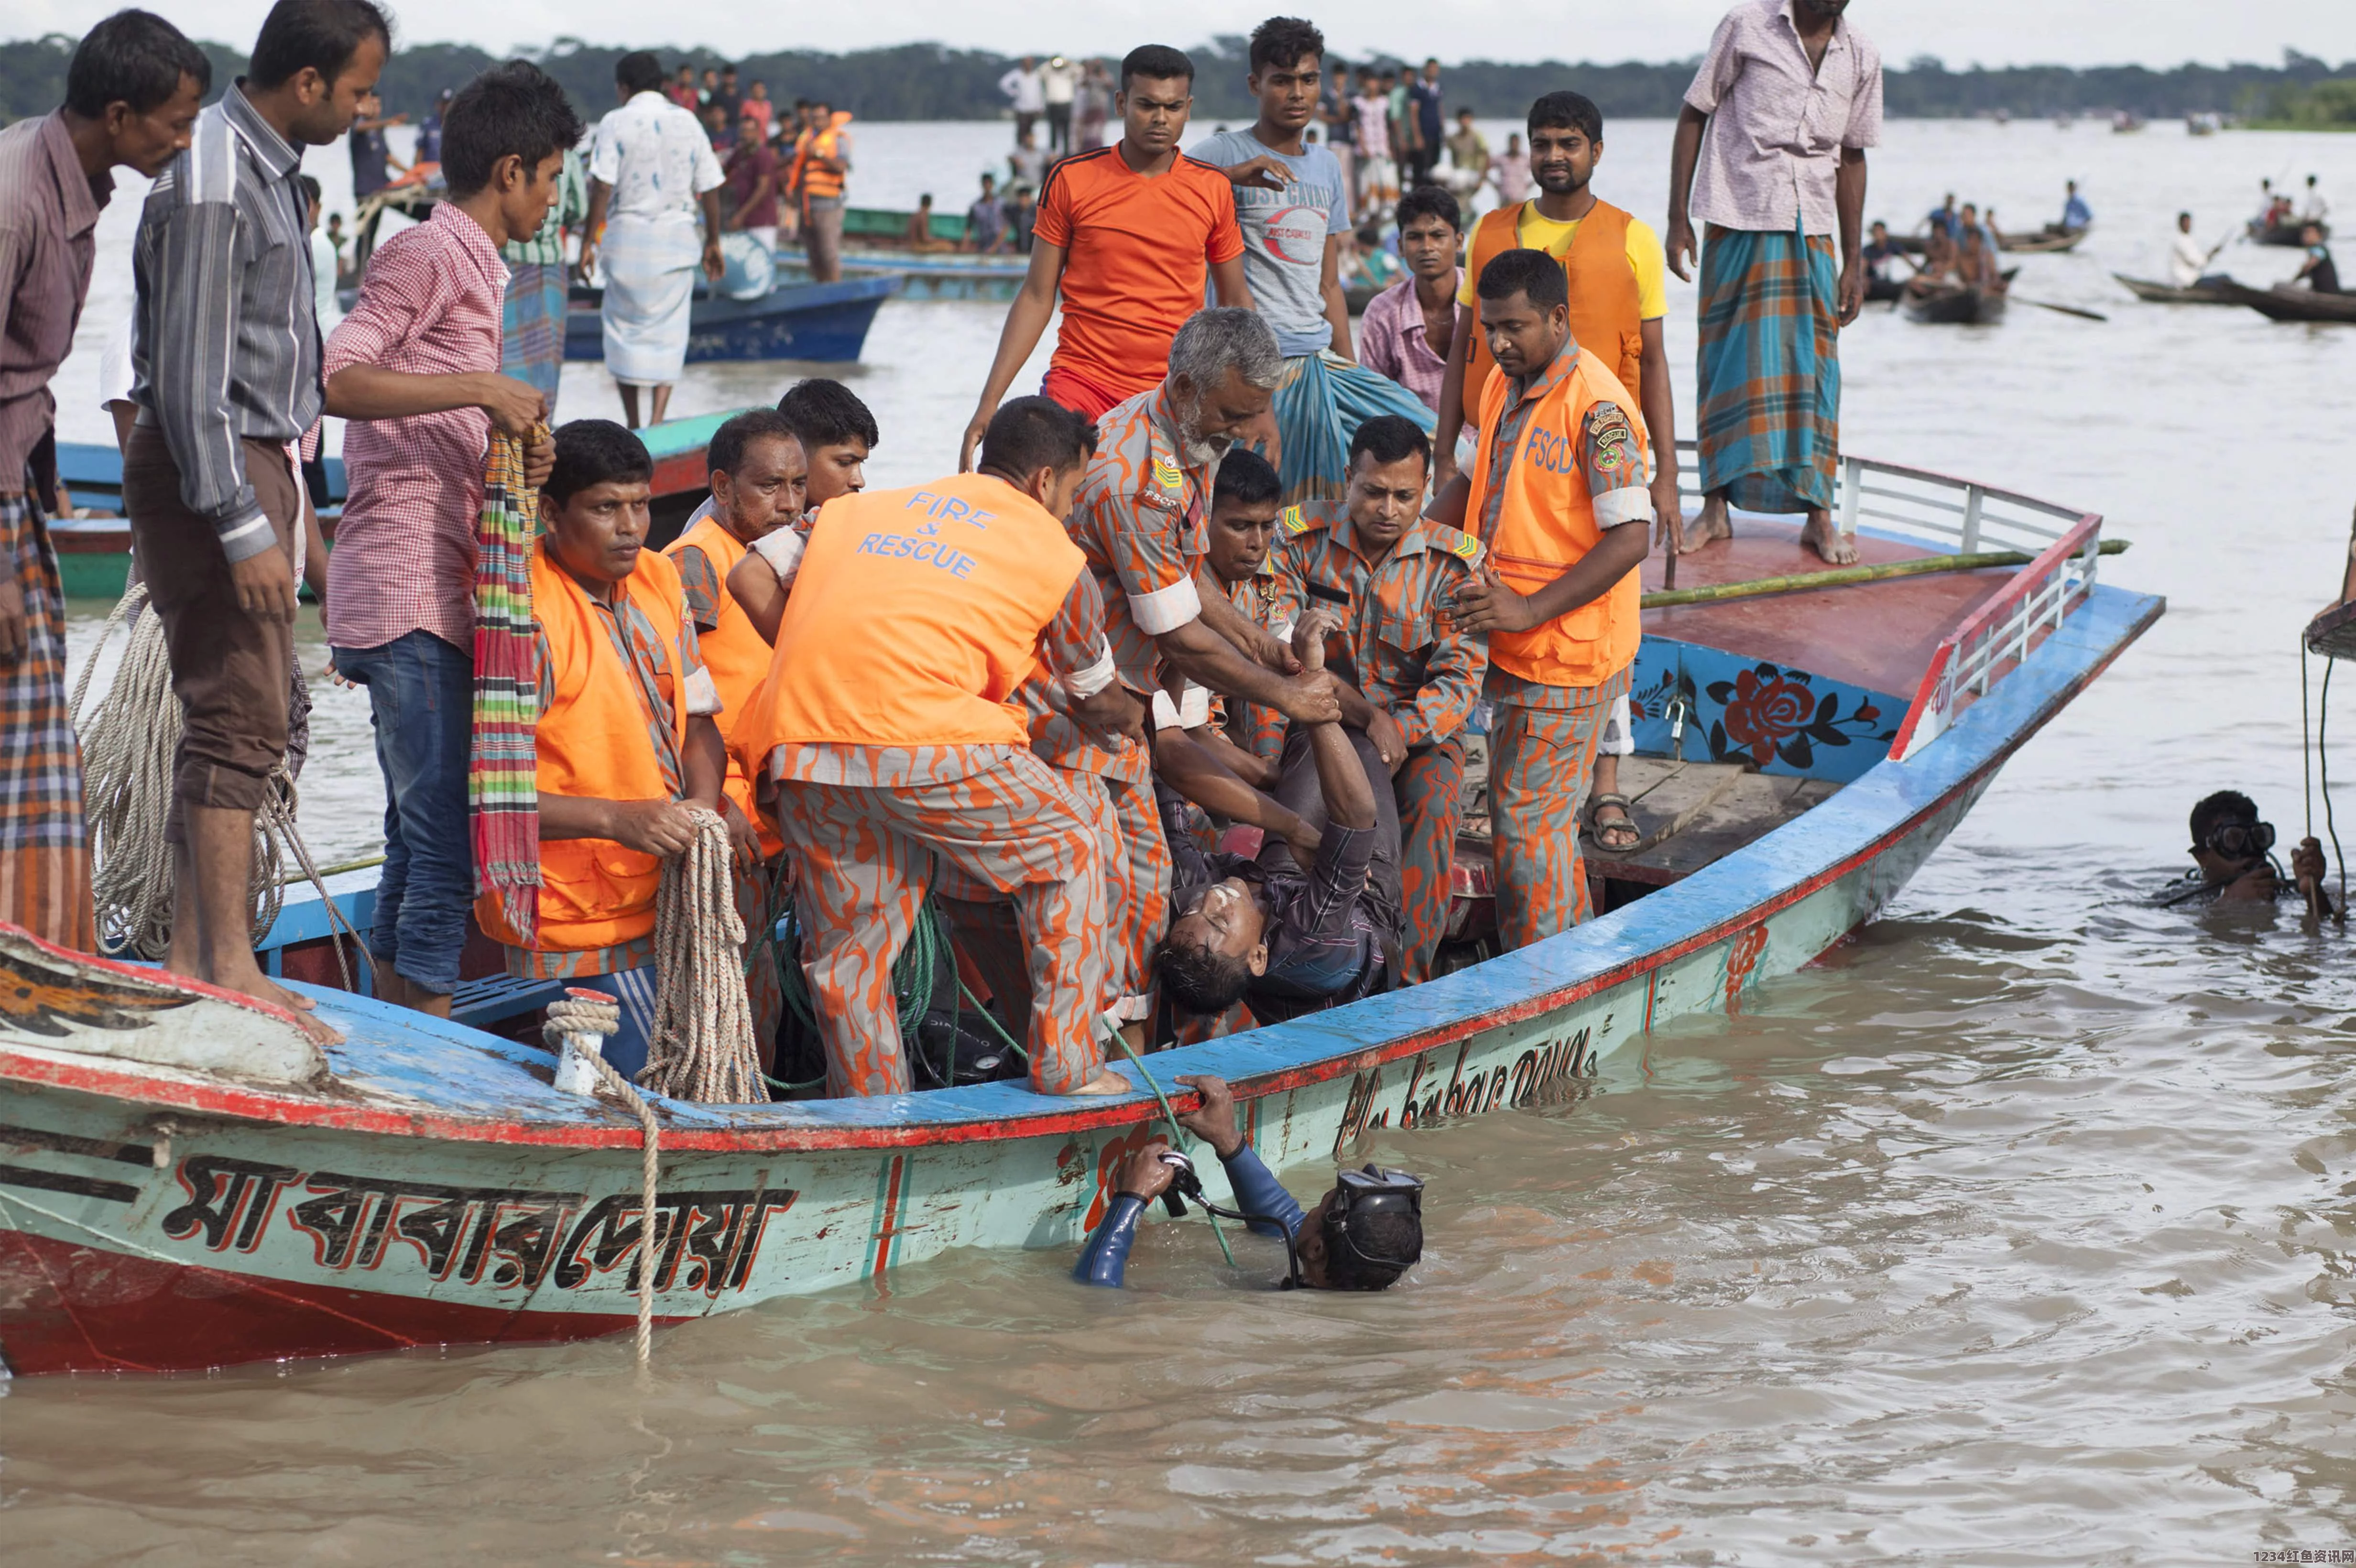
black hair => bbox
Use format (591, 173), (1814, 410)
(1527, 89), (1603, 143)
(614, 50), (665, 98)
(298, 172), (321, 205)
(707, 408), (803, 478)
(775, 378), (879, 452)
(1248, 17), (1324, 76)
(1477, 247), (1568, 311)
(1455, 103), (1473, 117)
(1212, 447), (1281, 511)
(248, 0), (390, 91)
(1154, 932), (1254, 1015)
(64, 9), (210, 119)
(440, 61), (584, 199)
(544, 419), (652, 506)
(1348, 414), (1431, 473)
(2191, 790), (2260, 850)
(980, 395), (1097, 479)
(1322, 1202), (1422, 1291)
(1120, 44), (1195, 91)
(1395, 182), (1462, 236)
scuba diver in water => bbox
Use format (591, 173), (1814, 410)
(1075, 1074), (1425, 1290)
(2157, 790), (2337, 917)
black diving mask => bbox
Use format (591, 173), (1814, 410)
(1156, 1155), (1427, 1291)
(2202, 819), (2275, 860)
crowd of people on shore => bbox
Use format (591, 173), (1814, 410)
(0, 0), (1884, 1106)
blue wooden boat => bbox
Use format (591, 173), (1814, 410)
(564, 275), (900, 365)
(0, 446), (2162, 1375)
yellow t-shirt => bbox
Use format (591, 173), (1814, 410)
(1455, 202), (1669, 321)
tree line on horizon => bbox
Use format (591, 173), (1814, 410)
(0, 32), (2349, 128)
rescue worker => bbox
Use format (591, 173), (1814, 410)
(1270, 415), (1488, 984)
(1029, 307), (1346, 1032)
(1203, 448), (1292, 769)
(1429, 248), (1653, 948)
(476, 420), (749, 1078)
(662, 408), (807, 1064)
(733, 397), (1147, 1098)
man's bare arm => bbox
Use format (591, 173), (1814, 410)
(961, 239), (1068, 469)
(1664, 104), (1708, 282)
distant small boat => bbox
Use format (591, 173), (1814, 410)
(2248, 219), (2328, 247)
(2112, 272), (2243, 305)
(565, 276), (899, 365)
(2219, 281), (2356, 324)
(1998, 225), (2088, 255)
(774, 245), (1029, 302)
(2112, 112), (2146, 133)
(2186, 113), (2222, 136)
(1905, 283), (2009, 325)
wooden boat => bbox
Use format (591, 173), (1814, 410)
(773, 247), (1029, 302)
(46, 413), (742, 599)
(0, 445), (2161, 1374)
(1904, 282), (2010, 324)
(2112, 113), (2145, 133)
(2112, 272), (2243, 305)
(1865, 273), (1907, 303)
(2219, 281), (2356, 324)
(2249, 219), (2328, 248)
(1997, 225), (2087, 255)
(566, 275), (898, 365)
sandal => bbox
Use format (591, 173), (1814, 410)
(1586, 792), (1641, 853)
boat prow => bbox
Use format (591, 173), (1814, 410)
(2113, 272), (2243, 305)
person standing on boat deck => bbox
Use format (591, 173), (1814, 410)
(323, 62), (576, 1021)
(1001, 56), (1046, 146)
(1436, 91), (1680, 557)
(1267, 416), (1489, 986)
(793, 100), (853, 286)
(737, 399), (1143, 1098)
(959, 45), (1253, 443)
(474, 421), (742, 1080)
(1023, 310), (1343, 1033)
(1078, 1074), (1424, 1290)
(1406, 59), (1446, 190)
(1667, 0), (1880, 567)
(2156, 791), (2335, 917)
(1359, 184), (1463, 415)
(662, 410), (805, 1067)
(1196, 17), (1435, 508)
(498, 141), (585, 417)
(347, 87), (404, 201)
(126, 0), (388, 1042)
(1428, 248), (1654, 948)
(578, 51), (725, 431)
(1043, 55), (1080, 156)
(0, 10), (206, 955)
(723, 109), (782, 260)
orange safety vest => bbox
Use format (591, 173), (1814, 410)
(664, 514), (781, 855)
(796, 112), (851, 204)
(476, 541), (693, 957)
(1468, 350), (1647, 690)
(1463, 197), (1645, 420)
(739, 474), (1085, 756)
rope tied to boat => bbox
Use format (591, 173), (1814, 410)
(544, 993), (659, 1375)
(642, 808), (764, 1104)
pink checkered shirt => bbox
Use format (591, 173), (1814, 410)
(1355, 271), (1455, 413)
(1682, 0), (1882, 237)
(323, 203), (510, 652)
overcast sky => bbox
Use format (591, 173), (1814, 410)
(15, 0), (2354, 70)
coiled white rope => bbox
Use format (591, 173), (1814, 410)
(544, 992), (660, 1375)
(641, 808), (762, 1104)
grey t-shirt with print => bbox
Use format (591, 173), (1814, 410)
(1193, 128), (1350, 358)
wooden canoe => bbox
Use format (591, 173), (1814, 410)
(2220, 281), (2356, 324)
(2112, 272), (2243, 305)
(1997, 226), (2087, 254)
(1904, 283), (2010, 325)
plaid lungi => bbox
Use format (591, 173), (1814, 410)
(0, 486), (94, 950)
(1696, 225), (1840, 514)
(1269, 349), (1437, 507)
(500, 260), (569, 413)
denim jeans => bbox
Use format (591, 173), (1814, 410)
(332, 630), (474, 995)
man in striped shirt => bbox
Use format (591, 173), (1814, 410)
(124, 0), (388, 1037)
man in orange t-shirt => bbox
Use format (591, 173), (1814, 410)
(960, 44), (1253, 462)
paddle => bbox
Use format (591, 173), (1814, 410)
(1643, 539), (2129, 610)
(2014, 296), (2108, 322)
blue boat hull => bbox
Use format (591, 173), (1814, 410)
(564, 276), (899, 365)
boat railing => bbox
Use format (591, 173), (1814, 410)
(1669, 441), (2082, 557)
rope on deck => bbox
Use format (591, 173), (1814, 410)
(642, 809), (764, 1104)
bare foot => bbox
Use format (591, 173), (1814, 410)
(1685, 494), (1734, 548)
(1800, 509), (1859, 565)
(1055, 1067), (1134, 1096)
(214, 969), (344, 1044)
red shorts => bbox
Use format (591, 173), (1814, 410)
(1040, 362), (1142, 423)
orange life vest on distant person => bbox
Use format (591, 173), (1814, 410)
(739, 473), (1085, 759)
(476, 541), (692, 957)
(1463, 197), (1645, 420)
(797, 111), (851, 204)
(664, 513), (781, 855)
(1467, 349), (1647, 690)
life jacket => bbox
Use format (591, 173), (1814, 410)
(475, 541), (692, 957)
(1463, 198), (1645, 419)
(663, 513), (781, 856)
(797, 111), (851, 204)
(739, 473), (1086, 761)
(1467, 349), (1646, 689)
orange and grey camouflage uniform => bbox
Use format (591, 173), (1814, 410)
(1469, 340), (1649, 946)
(1269, 500), (1490, 983)
(1024, 385), (1222, 1020)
